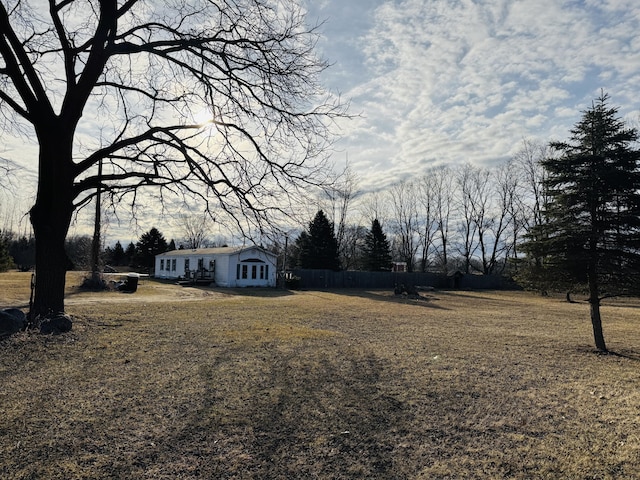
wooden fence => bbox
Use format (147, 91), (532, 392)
(291, 269), (507, 290)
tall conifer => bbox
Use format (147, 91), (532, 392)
(298, 210), (340, 270)
(525, 93), (640, 351)
(363, 219), (392, 272)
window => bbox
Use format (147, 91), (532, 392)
(265, 265), (269, 279)
(160, 259), (164, 271)
(260, 265), (264, 279)
(236, 264), (240, 280)
(185, 259), (190, 272)
(172, 259), (176, 271)
(251, 265), (257, 279)
(242, 264), (248, 279)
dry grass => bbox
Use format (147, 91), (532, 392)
(1, 271), (640, 479)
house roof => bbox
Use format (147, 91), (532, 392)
(157, 246), (276, 258)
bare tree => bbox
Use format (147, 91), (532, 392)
(484, 161), (518, 274)
(455, 164), (479, 274)
(455, 163), (518, 275)
(325, 163), (359, 269)
(360, 190), (389, 227)
(514, 139), (550, 233)
(416, 174), (438, 272)
(388, 180), (419, 272)
(467, 166), (499, 275)
(432, 166), (453, 274)
(0, 1), (344, 317)
(340, 224), (368, 271)
(513, 139), (550, 270)
(177, 213), (211, 250)
(496, 158), (528, 270)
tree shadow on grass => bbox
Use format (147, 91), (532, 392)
(221, 287), (297, 298)
(158, 343), (416, 479)
(576, 345), (640, 361)
(434, 290), (515, 303)
(165, 283), (297, 298)
(607, 350), (640, 361)
(323, 288), (450, 310)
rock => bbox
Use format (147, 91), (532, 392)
(0, 308), (26, 336)
(40, 314), (73, 335)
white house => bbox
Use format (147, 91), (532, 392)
(154, 246), (278, 287)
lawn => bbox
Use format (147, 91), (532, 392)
(1, 272), (639, 479)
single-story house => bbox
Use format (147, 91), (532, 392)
(154, 246), (278, 287)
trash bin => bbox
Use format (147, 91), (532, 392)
(119, 273), (138, 293)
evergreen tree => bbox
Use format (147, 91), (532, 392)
(103, 245), (113, 263)
(0, 231), (13, 272)
(111, 241), (126, 266)
(363, 219), (392, 271)
(133, 228), (168, 271)
(9, 235), (36, 271)
(525, 93), (640, 352)
(168, 239), (177, 251)
(65, 235), (92, 270)
(125, 242), (136, 266)
(298, 210), (340, 270)
(291, 231), (309, 269)
(103, 241), (126, 267)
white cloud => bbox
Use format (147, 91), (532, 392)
(315, 0), (640, 191)
(6, 0), (640, 239)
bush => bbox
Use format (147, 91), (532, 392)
(285, 275), (301, 290)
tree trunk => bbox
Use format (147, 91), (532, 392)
(29, 126), (75, 320)
(588, 273), (607, 352)
(30, 201), (73, 318)
(589, 298), (607, 352)
(441, 236), (448, 274)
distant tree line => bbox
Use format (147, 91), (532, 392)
(282, 92), (639, 353)
(291, 95), (639, 297)
(285, 151), (546, 276)
(0, 226), (175, 274)
(0, 214), (232, 274)
(288, 210), (393, 272)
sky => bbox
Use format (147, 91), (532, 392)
(304, 0), (640, 192)
(2, 0), (640, 244)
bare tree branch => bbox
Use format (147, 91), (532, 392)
(0, 0), (346, 316)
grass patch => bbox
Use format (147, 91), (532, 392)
(1, 272), (640, 478)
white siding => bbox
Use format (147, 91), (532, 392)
(215, 254), (232, 287)
(154, 247), (277, 287)
(233, 248), (275, 287)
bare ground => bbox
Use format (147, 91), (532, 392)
(0, 271), (233, 309)
(1, 272), (640, 479)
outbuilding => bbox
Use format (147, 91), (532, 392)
(154, 246), (277, 287)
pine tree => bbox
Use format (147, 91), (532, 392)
(363, 219), (392, 272)
(525, 92), (640, 352)
(134, 228), (168, 271)
(125, 242), (136, 266)
(298, 210), (340, 270)
(291, 231), (309, 269)
(111, 241), (126, 266)
(0, 231), (13, 272)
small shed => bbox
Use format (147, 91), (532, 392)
(155, 246), (277, 287)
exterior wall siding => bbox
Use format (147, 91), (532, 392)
(216, 254), (232, 287)
(154, 247), (277, 287)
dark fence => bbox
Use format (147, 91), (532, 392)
(291, 269), (507, 290)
